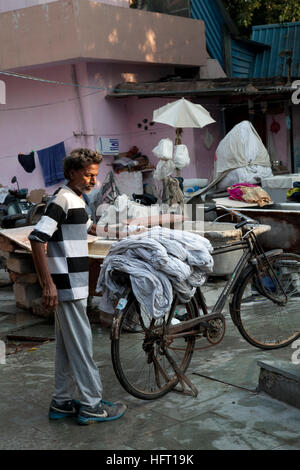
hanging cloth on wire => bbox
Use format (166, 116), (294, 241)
(18, 151), (36, 173)
(37, 142), (66, 187)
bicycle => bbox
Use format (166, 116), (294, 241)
(109, 205), (300, 400)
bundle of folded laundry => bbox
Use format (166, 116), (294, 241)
(95, 226), (214, 319)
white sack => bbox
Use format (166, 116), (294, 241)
(215, 121), (271, 177)
(174, 144), (190, 169)
(153, 159), (175, 180)
(152, 138), (173, 160)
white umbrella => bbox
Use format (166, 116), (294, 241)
(153, 97), (216, 175)
(153, 97), (215, 143)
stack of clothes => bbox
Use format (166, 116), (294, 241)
(96, 226), (214, 319)
(112, 146), (150, 173)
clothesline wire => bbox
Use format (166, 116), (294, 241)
(0, 125), (169, 158)
(0, 89), (105, 112)
(0, 135), (75, 161)
(0, 126), (171, 161)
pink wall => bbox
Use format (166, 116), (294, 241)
(0, 61), (179, 193)
(0, 64), (81, 193)
(0, 59), (221, 197)
(86, 63), (178, 150)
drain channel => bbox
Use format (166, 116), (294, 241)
(4, 335), (55, 355)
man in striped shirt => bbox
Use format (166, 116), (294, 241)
(29, 148), (127, 425)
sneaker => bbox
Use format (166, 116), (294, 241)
(49, 399), (81, 420)
(77, 399), (127, 425)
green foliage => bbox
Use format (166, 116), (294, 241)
(223, 0), (300, 36)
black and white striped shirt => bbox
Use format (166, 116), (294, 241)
(29, 185), (92, 301)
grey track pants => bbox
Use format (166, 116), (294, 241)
(52, 298), (103, 407)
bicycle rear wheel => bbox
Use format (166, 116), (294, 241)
(231, 252), (300, 349)
(111, 295), (196, 400)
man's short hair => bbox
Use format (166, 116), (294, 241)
(63, 148), (103, 179)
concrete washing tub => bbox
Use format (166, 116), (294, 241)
(183, 221), (270, 277)
(220, 202), (300, 255)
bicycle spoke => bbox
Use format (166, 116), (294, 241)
(111, 298), (196, 399)
(233, 253), (300, 349)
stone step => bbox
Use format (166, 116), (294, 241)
(13, 282), (42, 310)
(257, 358), (300, 410)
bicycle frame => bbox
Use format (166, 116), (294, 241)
(207, 238), (251, 315)
(165, 230), (284, 340)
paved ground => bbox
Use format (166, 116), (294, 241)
(0, 270), (300, 452)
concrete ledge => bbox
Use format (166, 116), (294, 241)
(0, 0), (206, 69)
(258, 360), (300, 410)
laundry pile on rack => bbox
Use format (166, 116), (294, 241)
(96, 226), (214, 319)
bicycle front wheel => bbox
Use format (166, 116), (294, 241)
(111, 295), (196, 400)
(231, 252), (300, 349)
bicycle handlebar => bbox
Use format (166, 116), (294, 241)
(205, 204), (258, 230)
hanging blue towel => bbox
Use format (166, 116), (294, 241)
(37, 142), (66, 187)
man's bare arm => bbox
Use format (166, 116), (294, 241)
(30, 240), (58, 311)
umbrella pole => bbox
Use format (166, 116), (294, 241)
(175, 128), (182, 177)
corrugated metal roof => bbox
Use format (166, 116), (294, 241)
(191, 0), (262, 77)
(252, 22), (300, 78)
(191, 0), (226, 67)
(231, 39), (256, 77)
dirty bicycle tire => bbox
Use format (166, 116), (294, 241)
(111, 294), (197, 400)
(231, 252), (300, 349)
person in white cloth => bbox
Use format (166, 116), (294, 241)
(29, 148), (127, 425)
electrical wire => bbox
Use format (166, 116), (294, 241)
(0, 70), (293, 107)
(0, 70), (107, 91)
